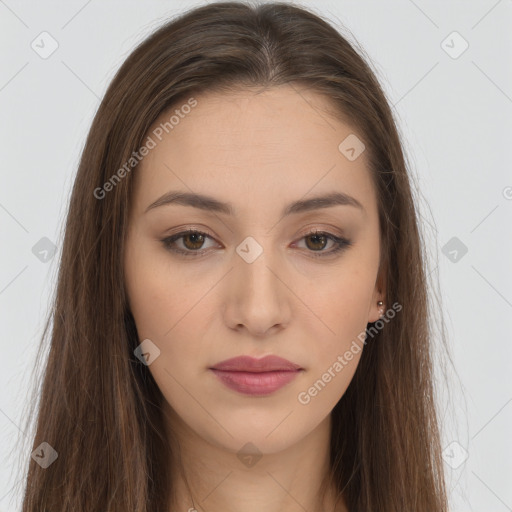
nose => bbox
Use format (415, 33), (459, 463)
(223, 246), (292, 337)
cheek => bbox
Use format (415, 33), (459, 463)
(295, 283), (369, 411)
(125, 259), (172, 339)
(124, 238), (214, 374)
(300, 263), (375, 339)
(294, 260), (376, 395)
(125, 235), (192, 337)
(303, 293), (366, 390)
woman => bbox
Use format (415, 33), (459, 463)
(19, 2), (448, 511)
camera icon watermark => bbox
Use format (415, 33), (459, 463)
(442, 441), (468, 469)
(31, 441), (58, 469)
(441, 236), (468, 263)
(236, 236), (263, 264)
(441, 31), (469, 60)
(32, 237), (57, 263)
(134, 338), (161, 365)
(236, 442), (262, 468)
(31, 31), (59, 59)
(338, 133), (366, 161)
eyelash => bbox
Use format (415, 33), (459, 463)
(161, 229), (351, 259)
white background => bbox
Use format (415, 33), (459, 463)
(0, 1), (511, 511)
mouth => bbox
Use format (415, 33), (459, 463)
(209, 355), (303, 396)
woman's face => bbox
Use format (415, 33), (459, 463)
(124, 85), (384, 455)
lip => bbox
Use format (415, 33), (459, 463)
(211, 355), (302, 372)
(209, 355), (303, 396)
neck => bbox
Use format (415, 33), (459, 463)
(162, 402), (348, 512)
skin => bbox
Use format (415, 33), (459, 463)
(124, 84), (385, 512)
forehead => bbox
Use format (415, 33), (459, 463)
(131, 85), (377, 218)
(147, 85), (355, 159)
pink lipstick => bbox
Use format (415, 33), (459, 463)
(210, 355), (303, 396)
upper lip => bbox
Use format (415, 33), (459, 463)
(210, 355), (303, 372)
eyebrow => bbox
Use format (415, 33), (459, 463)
(144, 190), (365, 216)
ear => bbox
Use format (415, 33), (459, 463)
(368, 259), (387, 324)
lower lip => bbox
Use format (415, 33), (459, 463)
(210, 369), (301, 395)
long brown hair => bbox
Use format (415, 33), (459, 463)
(16, 1), (448, 510)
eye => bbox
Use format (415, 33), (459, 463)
(293, 229), (351, 257)
(161, 228), (351, 258)
(161, 229), (218, 257)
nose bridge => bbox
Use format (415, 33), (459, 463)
(226, 234), (291, 334)
(236, 235), (282, 302)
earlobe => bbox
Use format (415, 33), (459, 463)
(368, 278), (386, 324)
(368, 298), (385, 324)
(377, 300), (385, 318)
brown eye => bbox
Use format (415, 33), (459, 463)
(304, 232), (328, 251)
(162, 229), (351, 259)
(161, 230), (217, 256)
(294, 230), (352, 258)
(182, 232), (206, 250)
